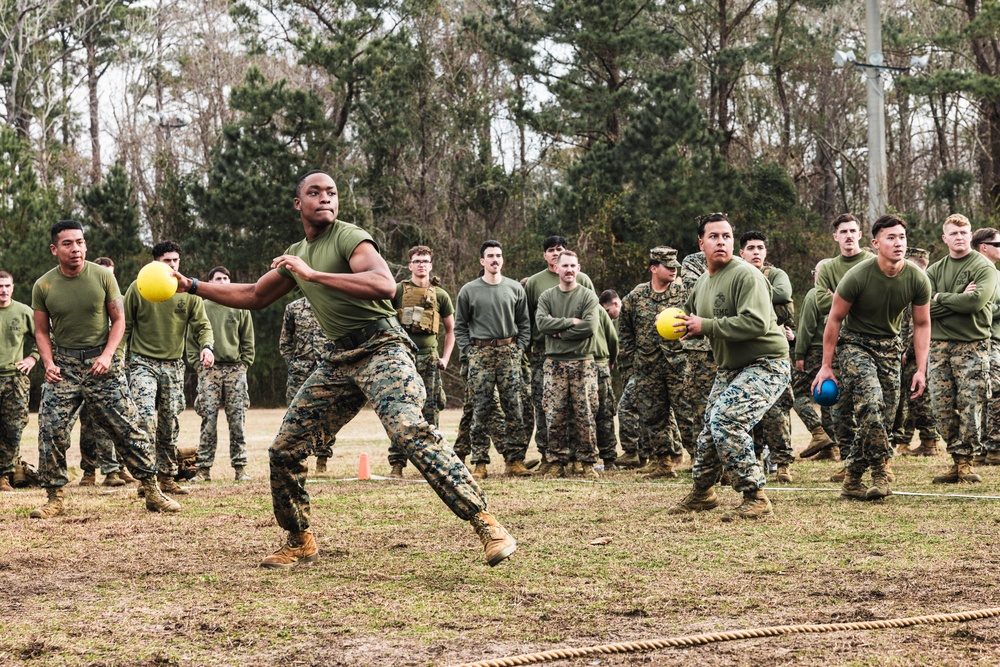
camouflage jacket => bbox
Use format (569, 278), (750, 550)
(680, 252), (711, 352)
(619, 281), (686, 369)
(279, 298), (326, 372)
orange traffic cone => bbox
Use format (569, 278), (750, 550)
(357, 453), (371, 480)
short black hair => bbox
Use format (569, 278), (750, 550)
(697, 212), (731, 238)
(207, 266), (230, 280)
(871, 214), (906, 238)
(296, 169), (330, 197)
(739, 230), (766, 248)
(152, 241), (181, 259)
(51, 219), (84, 244)
(542, 235), (569, 251)
(599, 289), (619, 305)
(480, 240), (502, 257)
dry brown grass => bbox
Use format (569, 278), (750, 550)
(3, 408), (1000, 666)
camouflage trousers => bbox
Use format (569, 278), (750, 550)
(691, 357), (789, 493)
(929, 339), (989, 457)
(388, 350), (445, 468)
(677, 350), (717, 458)
(616, 366), (644, 456)
(79, 403), (121, 475)
(791, 347), (825, 433)
(39, 352), (156, 488)
(454, 359), (505, 460)
(287, 363), (335, 458)
(530, 349), (549, 458)
(829, 353), (858, 462)
(981, 342), (1000, 452)
(630, 357), (683, 459)
(270, 330), (487, 532)
(892, 357), (939, 447)
(836, 330), (903, 471)
(194, 363), (250, 469)
(595, 360), (617, 461)
(129, 354), (186, 477)
(542, 358), (599, 464)
(467, 343), (526, 464)
(752, 382), (794, 465)
(0, 374), (30, 476)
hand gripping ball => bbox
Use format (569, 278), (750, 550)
(136, 261), (178, 303)
(813, 379), (841, 407)
(655, 307), (687, 341)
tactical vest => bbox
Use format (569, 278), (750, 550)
(763, 265), (795, 327)
(398, 281), (440, 335)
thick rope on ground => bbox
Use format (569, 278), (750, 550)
(449, 606), (1000, 667)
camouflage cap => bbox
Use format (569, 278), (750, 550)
(906, 247), (929, 260)
(650, 246), (682, 268)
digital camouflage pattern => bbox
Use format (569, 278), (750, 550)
(892, 306), (939, 446)
(680, 252), (711, 354)
(676, 349), (717, 458)
(270, 330), (487, 532)
(982, 343), (1000, 452)
(129, 355), (186, 476)
(616, 367), (644, 457)
(454, 357), (506, 461)
(595, 360), (618, 461)
(752, 383), (794, 465)
(542, 358), (599, 464)
(928, 338), (989, 457)
(691, 358), (789, 492)
(38, 353), (156, 487)
(791, 347), (825, 433)
(0, 374), (30, 476)
(281, 298), (335, 459)
(79, 403), (121, 475)
(388, 349), (444, 469)
(466, 343), (526, 464)
(836, 330), (903, 471)
(194, 364), (250, 469)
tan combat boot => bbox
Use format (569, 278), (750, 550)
(667, 486), (720, 515)
(643, 456), (678, 480)
(118, 467), (137, 483)
(933, 454), (982, 484)
(189, 468), (211, 483)
(800, 426), (835, 458)
(582, 465), (600, 480)
(571, 461), (584, 476)
(315, 457), (328, 474)
(885, 460), (896, 483)
(840, 468), (868, 500)
(911, 439), (940, 457)
(30, 487), (65, 519)
(720, 489), (773, 522)
(534, 459), (554, 476)
(260, 529), (319, 569)
(471, 463), (488, 480)
(101, 471), (126, 487)
(775, 464), (793, 483)
(79, 471), (96, 487)
(634, 457), (657, 475)
(0, 475), (14, 493)
(504, 460), (532, 477)
(542, 464), (566, 479)
(142, 477), (181, 513)
(234, 466), (251, 482)
(524, 457), (541, 470)
(616, 452), (642, 469)
(388, 464), (404, 479)
(830, 467), (847, 483)
(470, 512), (516, 567)
(157, 472), (189, 495)
(866, 459), (892, 500)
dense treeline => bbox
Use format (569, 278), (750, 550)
(4, 0), (1000, 406)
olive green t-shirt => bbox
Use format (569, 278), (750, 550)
(276, 222), (395, 341)
(927, 250), (999, 342)
(32, 262), (121, 350)
(124, 282), (213, 361)
(593, 306), (618, 364)
(392, 282), (455, 353)
(686, 258), (788, 370)
(837, 259), (931, 337)
(0, 300), (38, 376)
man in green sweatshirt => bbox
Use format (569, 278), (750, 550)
(926, 213), (998, 483)
(455, 240), (532, 479)
(30, 220), (179, 517)
(124, 241), (214, 497)
(0, 270), (37, 493)
(813, 215), (931, 500)
(186, 266), (255, 483)
(668, 213), (789, 521)
(536, 251), (600, 478)
(971, 229), (1000, 466)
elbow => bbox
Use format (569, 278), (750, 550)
(374, 277), (396, 300)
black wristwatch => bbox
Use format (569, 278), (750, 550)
(203, 344), (214, 352)
(190, 278), (199, 295)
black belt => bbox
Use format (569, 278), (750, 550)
(54, 345), (104, 360)
(332, 317), (399, 351)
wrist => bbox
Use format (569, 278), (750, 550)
(190, 278), (199, 295)
(203, 344), (214, 352)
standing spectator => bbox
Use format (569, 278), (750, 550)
(0, 270), (37, 493)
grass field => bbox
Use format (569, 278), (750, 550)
(3, 407), (1000, 666)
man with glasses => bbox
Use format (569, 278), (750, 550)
(387, 245), (456, 478)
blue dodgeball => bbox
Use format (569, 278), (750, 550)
(813, 379), (841, 406)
